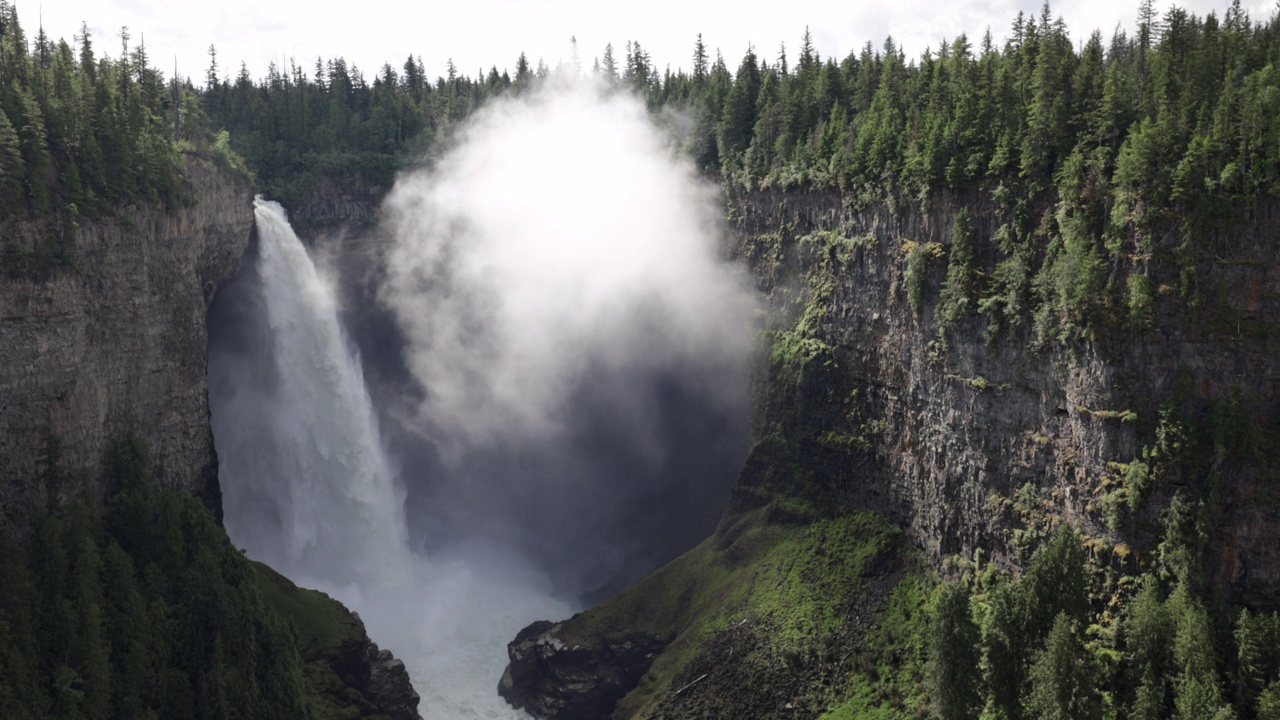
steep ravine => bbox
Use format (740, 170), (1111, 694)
(499, 186), (1280, 719)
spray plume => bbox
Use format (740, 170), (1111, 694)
(210, 78), (755, 718)
(381, 79), (757, 457)
(379, 81), (757, 596)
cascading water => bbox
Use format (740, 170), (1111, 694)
(216, 198), (411, 586)
(211, 198), (569, 719)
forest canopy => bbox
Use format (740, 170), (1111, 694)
(3, 0), (1279, 221)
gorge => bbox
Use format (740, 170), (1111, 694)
(205, 82), (758, 717)
(3, 2), (1280, 719)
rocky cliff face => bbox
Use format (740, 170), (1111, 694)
(0, 162), (253, 523)
(729, 186), (1280, 608)
(286, 173), (386, 238)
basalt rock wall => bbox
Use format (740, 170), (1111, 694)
(730, 186), (1280, 607)
(0, 161), (254, 522)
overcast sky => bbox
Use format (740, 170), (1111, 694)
(17, 0), (1278, 85)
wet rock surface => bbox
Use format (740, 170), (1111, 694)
(499, 620), (668, 720)
(361, 641), (423, 720)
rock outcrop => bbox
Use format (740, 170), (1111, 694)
(253, 561), (423, 719)
(286, 173), (386, 237)
(365, 644), (423, 720)
(320, 634), (421, 720)
(0, 161), (253, 524)
(499, 620), (668, 720)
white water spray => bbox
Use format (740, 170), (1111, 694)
(213, 198), (569, 719)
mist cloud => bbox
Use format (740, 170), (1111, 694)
(380, 80), (758, 460)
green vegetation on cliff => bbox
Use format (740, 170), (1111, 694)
(554, 474), (1280, 720)
(924, 525), (1280, 720)
(0, 432), (312, 719)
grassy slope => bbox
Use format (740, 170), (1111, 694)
(551, 449), (935, 720)
(253, 562), (397, 720)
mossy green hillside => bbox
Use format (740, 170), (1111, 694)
(553, 484), (932, 720)
(253, 563), (364, 656)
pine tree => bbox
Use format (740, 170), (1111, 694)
(68, 531), (112, 720)
(1236, 609), (1275, 720)
(981, 581), (1029, 719)
(601, 44), (617, 86)
(0, 108), (25, 212)
(693, 34), (708, 85)
(14, 89), (50, 214)
(1169, 588), (1234, 720)
(717, 48), (761, 167)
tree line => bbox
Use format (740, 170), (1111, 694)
(197, 1), (1280, 345)
(0, 0), (208, 222)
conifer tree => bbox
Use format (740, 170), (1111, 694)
(1236, 609), (1276, 720)
(0, 108), (25, 212)
(1169, 588), (1234, 720)
(1026, 612), (1100, 720)
(693, 34), (708, 85)
(1126, 577), (1173, 720)
(717, 48), (761, 167)
(928, 582), (982, 720)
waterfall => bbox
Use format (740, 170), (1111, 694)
(215, 198), (410, 587)
(211, 198), (570, 720)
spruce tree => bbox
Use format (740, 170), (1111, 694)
(1026, 612), (1100, 720)
(0, 108), (25, 213)
(928, 582), (982, 720)
(1236, 609), (1274, 720)
(1126, 577), (1173, 720)
(717, 48), (762, 167)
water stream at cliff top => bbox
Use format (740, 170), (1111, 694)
(210, 198), (569, 719)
